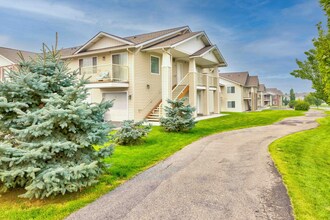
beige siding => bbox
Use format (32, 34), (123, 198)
(65, 50), (135, 121)
(133, 52), (163, 120)
(220, 79), (244, 112)
(175, 37), (205, 54)
(87, 37), (126, 51)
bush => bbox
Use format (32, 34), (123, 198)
(294, 101), (310, 111)
(160, 98), (197, 132)
(289, 100), (296, 108)
(115, 120), (151, 145)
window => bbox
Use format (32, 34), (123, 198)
(227, 101), (235, 108)
(150, 56), (160, 74)
(227, 86), (235, 93)
(112, 53), (128, 81)
(79, 57), (97, 74)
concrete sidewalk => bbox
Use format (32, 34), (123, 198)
(67, 110), (324, 220)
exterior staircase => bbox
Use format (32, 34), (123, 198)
(146, 73), (190, 122)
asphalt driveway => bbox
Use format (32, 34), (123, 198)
(67, 110), (324, 220)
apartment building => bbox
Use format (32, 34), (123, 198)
(265, 88), (283, 106)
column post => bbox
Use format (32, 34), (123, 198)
(161, 50), (172, 116)
(188, 58), (197, 117)
(214, 65), (220, 113)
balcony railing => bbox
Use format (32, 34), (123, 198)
(196, 73), (218, 87)
(208, 76), (218, 87)
(80, 64), (129, 83)
(197, 73), (206, 86)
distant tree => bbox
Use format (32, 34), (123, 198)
(291, 1), (330, 103)
(290, 88), (296, 101)
(283, 97), (290, 106)
(304, 93), (323, 107)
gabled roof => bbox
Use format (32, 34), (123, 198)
(74, 31), (134, 54)
(125, 26), (190, 45)
(190, 45), (215, 57)
(59, 46), (81, 57)
(219, 72), (249, 86)
(266, 88), (283, 95)
(219, 72), (259, 87)
(0, 47), (38, 64)
(246, 75), (259, 87)
(258, 84), (266, 92)
(143, 31), (203, 50)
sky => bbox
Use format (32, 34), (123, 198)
(0, 0), (326, 93)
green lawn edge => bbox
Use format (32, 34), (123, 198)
(269, 111), (330, 220)
(0, 110), (303, 220)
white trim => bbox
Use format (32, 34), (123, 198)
(74, 32), (134, 55)
(219, 76), (243, 86)
(62, 45), (135, 59)
(85, 83), (129, 89)
(171, 32), (204, 48)
(0, 54), (15, 65)
(135, 26), (191, 48)
(150, 55), (160, 75)
(142, 32), (204, 52)
(190, 46), (215, 58)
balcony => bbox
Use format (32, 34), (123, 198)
(197, 73), (206, 87)
(208, 76), (218, 87)
(80, 64), (129, 88)
(243, 91), (252, 99)
(196, 73), (218, 88)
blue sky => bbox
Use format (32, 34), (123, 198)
(0, 0), (326, 93)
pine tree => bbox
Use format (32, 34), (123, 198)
(0, 45), (113, 199)
(289, 88), (296, 101)
(160, 98), (197, 132)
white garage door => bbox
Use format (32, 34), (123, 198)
(103, 92), (128, 121)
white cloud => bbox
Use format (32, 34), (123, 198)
(243, 37), (310, 58)
(0, 0), (94, 23)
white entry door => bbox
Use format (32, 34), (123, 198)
(103, 92), (128, 121)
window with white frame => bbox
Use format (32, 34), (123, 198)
(112, 53), (128, 81)
(150, 56), (160, 74)
(227, 101), (235, 108)
(79, 57), (97, 74)
(227, 86), (235, 93)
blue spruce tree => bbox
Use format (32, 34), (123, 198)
(0, 45), (113, 199)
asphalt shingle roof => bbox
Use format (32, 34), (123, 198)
(0, 47), (38, 63)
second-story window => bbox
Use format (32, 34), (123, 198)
(227, 86), (235, 93)
(151, 55), (160, 75)
(79, 57), (97, 74)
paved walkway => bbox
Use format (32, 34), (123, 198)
(67, 110), (324, 220)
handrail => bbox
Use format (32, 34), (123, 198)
(172, 72), (190, 94)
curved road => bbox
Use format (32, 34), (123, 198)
(67, 110), (324, 220)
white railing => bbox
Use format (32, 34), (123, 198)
(208, 76), (218, 87)
(172, 73), (190, 100)
(80, 64), (129, 83)
(197, 73), (206, 86)
(0, 65), (16, 82)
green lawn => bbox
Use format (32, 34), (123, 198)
(269, 111), (330, 220)
(0, 110), (303, 220)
